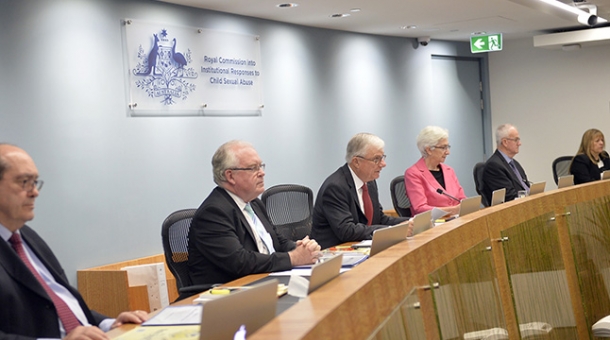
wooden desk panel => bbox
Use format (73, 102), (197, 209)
(106, 181), (610, 339)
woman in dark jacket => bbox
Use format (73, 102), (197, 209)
(569, 128), (610, 184)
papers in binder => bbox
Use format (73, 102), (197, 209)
(121, 263), (170, 312)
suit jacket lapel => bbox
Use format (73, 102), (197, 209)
(416, 158), (442, 191)
(216, 187), (258, 244)
(0, 234), (52, 302)
(496, 151), (521, 187)
(341, 164), (366, 221)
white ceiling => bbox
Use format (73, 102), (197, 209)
(157, 0), (610, 42)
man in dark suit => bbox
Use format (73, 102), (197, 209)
(482, 124), (530, 204)
(311, 133), (411, 249)
(0, 144), (147, 340)
(188, 140), (321, 286)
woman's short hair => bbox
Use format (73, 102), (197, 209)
(212, 140), (253, 185)
(345, 133), (385, 163)
(416, 126), (449, 157)
(576, 128), (607, 163)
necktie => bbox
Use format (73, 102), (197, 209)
(509, 160), (529, 193)
(362, 183), (374, 226)
(244, 203), (275, 254)
(9, 233), (81, 333)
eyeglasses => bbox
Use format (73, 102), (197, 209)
(431, 145), (451, 151)
(356, 155), (387, 165)
(505, 138), (521, 143)
(229, 163), (266, 172)
(18, 178), (44, 192)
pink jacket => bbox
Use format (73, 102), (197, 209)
(404, 157), (466, 215)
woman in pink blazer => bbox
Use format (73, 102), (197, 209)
(405, 126), (466, 215)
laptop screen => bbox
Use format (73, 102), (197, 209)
(199, 279), (278, 339)
(491, 188), (506, 206)
(458, 196), (481, 217)
(370, 222), (409, 256)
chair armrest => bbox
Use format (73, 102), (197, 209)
(177, 284), (216, 301)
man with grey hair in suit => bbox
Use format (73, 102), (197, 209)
(311, 133), (412, 249)
(188, 140), (321, 286)
(482, 124), (530, 204)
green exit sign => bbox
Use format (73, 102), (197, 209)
(470, 34), (503, 53)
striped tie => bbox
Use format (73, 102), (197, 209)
(9, 233), (81, 333)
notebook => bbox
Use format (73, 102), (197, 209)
(557, 175), (574, 189)
(602, 170), (610, 180)
(490, 188), (506, 206)
(411, 210), (432, 236)
(199, 279), (278, 339)
(369, 222), (410, 256)
(529, 181), (546, 195)
(458, 195), (481, 217)
(308, 253), (343, 294)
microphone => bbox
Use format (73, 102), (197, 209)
(436, 188), (461, 202)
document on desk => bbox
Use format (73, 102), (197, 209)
(142, 305), (202, 326)
(431, 207), (450, 220)
(270, 267), (351, 276)
(113, 325), (200, 340)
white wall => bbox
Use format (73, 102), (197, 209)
(0, 0), (485, 283)
(489, 38), (610, 187)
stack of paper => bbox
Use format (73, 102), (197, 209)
(121, 263), (170, 312)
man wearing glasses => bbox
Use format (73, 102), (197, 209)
(0, 144), (148, 339)
(188, 140), (321, 287)
(482, 124), (530, 204)
(311, 133), (411, 249)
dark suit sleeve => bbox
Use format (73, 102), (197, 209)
(317, 181), (386, 243)
(370, 181), (408, 226)
(570, 154), (593, 184)
(190, 204), (293, 280)
(377, 208), (407, 226)
(483, 159), (520, 201)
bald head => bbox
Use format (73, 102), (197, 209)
(0, 144), (40, 231)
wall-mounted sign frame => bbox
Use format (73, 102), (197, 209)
(123, 19), (264, 116)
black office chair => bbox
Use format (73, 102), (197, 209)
(552, 156), (573, 185)
(161, 208), (213, 301)
(261, 184), (314, 242)
(473, 162), (489, 207)
(390, 176), (412, 217)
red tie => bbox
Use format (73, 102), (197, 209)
(362, 183), (374, 226)
(9, 233), (81, 333)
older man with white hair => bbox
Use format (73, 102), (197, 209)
(188, 140), (321, 287)
(482, 124), (530, 204)
(311, 133), (411, 249)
